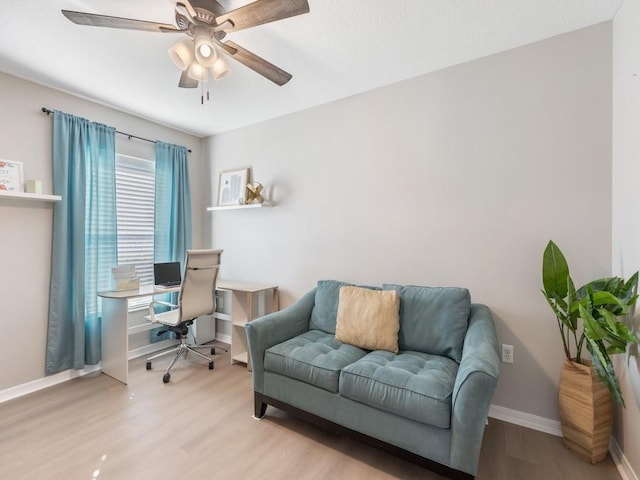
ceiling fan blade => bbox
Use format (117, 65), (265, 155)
(221, 41), (292, 86)
(215, 0), (309, 33)
(175, 1), (198, 23)
(62, 10), (181, 33)
(178, 71), (199, 88)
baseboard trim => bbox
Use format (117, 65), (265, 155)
(610, 436), (639, 480)
(488, 404), (562, 436)
(0, 364), (102, 404)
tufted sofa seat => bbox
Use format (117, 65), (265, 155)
(246, 280), (500, 480)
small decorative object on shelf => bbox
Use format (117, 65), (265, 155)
(246, 182), (264, 204)
(0, 160), (24, 192)
(25, 179), (43, 194)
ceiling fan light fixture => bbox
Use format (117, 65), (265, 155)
(168, 39), (194, 71)
(211, 56), (230, 81)
(187, 61), (209, 82)
(193, 27), (217, 67)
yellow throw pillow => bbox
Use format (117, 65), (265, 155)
(335, 286), (400, 353)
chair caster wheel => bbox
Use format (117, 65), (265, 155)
(209, 361), (214, 370)
(163, 373), (171, 383)
(146, 361), (152, 370)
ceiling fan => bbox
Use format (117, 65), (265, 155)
(61, 0), (310, 98)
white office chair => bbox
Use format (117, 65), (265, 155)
(145, 248), (223, 383)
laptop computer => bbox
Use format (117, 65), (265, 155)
(153, 261), (182, 288)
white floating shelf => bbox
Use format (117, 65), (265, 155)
(207, 202), (273, 211)
(0, 190), (61, 202)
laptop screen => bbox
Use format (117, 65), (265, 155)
(153, 262), (182, 287)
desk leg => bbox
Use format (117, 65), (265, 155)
(230, 290), (250, 368)
(272, 287), (279, 311)
(246, 292), (254, 371)
(101, 297), (129, 384)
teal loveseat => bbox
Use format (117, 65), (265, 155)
(245, 280), (500, 479)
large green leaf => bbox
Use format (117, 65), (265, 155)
(613, 319), (640, 343)
(587, 339), (625, 406)
(566, 276), (578, 330)
(620, 272), (639, 311)
(542, 240), (569, 299)
(606, 343), (627, 355)
(599, 308), (621, 332)
(580, 304), (607, 340)
(572, 291), (627, 318)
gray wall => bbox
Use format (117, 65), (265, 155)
(0, 72), (205, 391)
(206, 23), (613, 421)
(612, 0), (640, 474)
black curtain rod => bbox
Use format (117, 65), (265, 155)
(41, 108), (192, 153)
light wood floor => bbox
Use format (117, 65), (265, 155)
(0, 346), (622, 480)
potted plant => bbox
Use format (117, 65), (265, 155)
(541, 240), (639, 463)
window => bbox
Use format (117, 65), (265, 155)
(115, 154), (155, 309)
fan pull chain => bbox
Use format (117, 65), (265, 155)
(199, 76), (211, 105)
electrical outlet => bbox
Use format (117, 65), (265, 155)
(501, 344), (514, 364)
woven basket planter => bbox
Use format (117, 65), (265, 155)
(558, 359), (612, 463)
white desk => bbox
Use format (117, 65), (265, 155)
(98, 280), (278, 384)
(99, 285), (181, 384)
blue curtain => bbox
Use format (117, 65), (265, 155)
(46, 111), (117, 375)
(151, 141), (192, 341)
(154, 141), (192, 263)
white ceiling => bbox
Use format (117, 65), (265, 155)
(0, 0), (622, 137)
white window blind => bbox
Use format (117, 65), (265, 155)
(115, 154), (155, 310)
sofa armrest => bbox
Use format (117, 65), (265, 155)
(450, 303), (500, 475)
(245, 288), (316, 392)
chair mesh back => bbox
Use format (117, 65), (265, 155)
(178, 249), (223, 322)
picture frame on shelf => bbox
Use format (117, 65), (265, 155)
(218, 168), (249, 206)
(0, 160), (24, 193)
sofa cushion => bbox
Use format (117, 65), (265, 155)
(339, 350), (458, 429)
(335, 286), (400, 353)
(264, 330), (367, 393)
(309, 280), (354, 333)
(383, 284), (470, 363)
(310, 280), (380, 334)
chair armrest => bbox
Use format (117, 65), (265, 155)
(245, 288), (316, 392)
(450, 303), (500, 475)
(146, 300), (178, 323)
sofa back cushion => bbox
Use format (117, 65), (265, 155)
(382, 284), (470, 362)
(310, 280), (380, 334)
(310, 280), (354, 333)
